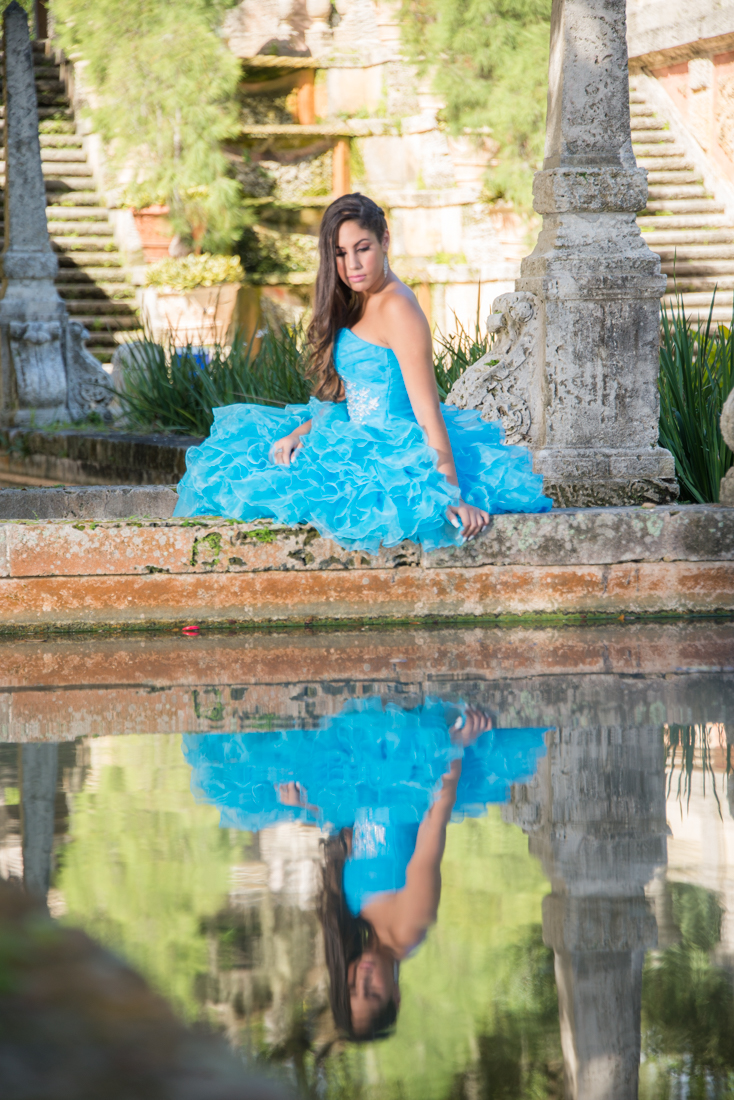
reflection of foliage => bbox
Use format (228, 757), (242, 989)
(400, 0), (551, 209)
(665, 723), (725, 819)
(641, 883), (734, 1096)
(56, 735), (243, 1019)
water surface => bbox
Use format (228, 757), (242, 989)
(1, 621), (732, 1099)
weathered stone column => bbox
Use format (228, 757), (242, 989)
(505, 725), (667, 1099)
(0, 2), (111, 426)
(515, 0), (678, 505)
(20, 742), (58, 906)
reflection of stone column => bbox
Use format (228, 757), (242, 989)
(516, 0), (677, 506)
(505, 725), (667, 1100)
(20, 742), (58, 905)
(0, 2), (111, 426)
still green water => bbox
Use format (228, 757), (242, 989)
(2, 624), (733, 1099)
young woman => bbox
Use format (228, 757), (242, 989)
(174, 193), (551, 549)
(182, 697), (548, 1040)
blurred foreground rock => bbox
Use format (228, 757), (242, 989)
(0, 879), (292, 1100)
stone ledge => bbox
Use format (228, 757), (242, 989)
(0, 484), (178, 520)
(0, 506), (731, 629)
(0, 429), (201, 487)
(1, 621), (732, 740)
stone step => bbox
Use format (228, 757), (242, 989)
(57, 252), (124, 267)
(646, 170), (701, 185)
(630, 103), (655, 116)
(630, 117), (666, 131)
(50, 236), (120, 251)
(638, 212), (734, 228)
(64, 299), (137, 316)
(0, 105), (73, 120)
(56, 265), (129, 281)
(45, 189), (102, 204)
(644, 198), (725, 214)
(636, 156), (696, 172)
(629, 92), (647, 104)
(46, 221), (114, 236)
(646, 183), (710, 199)
(73, 314), (140, 330)
(659, 260), (734, 275)
(630, 130), (676, 143)
(39, 134), (83, 148)
(643, 228), (734, 245)
(652, 244), (734, 260)
(56, 282), (137, 300)
(38, 120), (75, 134)
(663, 290), (734, 306)
(665, 306), (734, 322)
(633, 142), (684, 157)
(661, 275), (734, 291)
(45, 206), (111, 220)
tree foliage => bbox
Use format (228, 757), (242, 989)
(400, 0), (551, 209)
(48, 0), (248, 251)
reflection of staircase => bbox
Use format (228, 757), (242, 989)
(631, 78), (734, 323)
(0, 40), (138, 362)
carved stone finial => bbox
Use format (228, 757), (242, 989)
(66, 322), (114, 423)
(721, 390), (734, 506)
(445, 292), (540, 446)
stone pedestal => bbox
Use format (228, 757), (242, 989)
(515, 0), (678, 506)
(505, 725), (667, 1099)
(0, 2), (111, 427)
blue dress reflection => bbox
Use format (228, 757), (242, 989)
(183, 696), (548, 1041)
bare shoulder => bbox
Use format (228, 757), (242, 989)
(376, 280), (430, 343)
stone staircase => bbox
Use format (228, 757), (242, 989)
(631, 77), (734, 324)
(0, 40), (138, 363)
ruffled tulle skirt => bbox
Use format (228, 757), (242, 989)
(174, 397), (551, 552)
(182, 696), (549, 834)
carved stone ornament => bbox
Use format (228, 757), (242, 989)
(445, 292), (539, 445)
(66, 321), (114, 422)
(720, 388), (734, 506)
(9, 321), (67, 410)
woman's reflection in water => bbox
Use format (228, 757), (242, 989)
(312, 708), (491, 1039)
(183, 699), (547, 1042)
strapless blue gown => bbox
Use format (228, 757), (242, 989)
(182, 697), (548, 916)
(174, 328), (551, 552)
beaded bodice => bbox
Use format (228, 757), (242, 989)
(334, 328), (415, 426)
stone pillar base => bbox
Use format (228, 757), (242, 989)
(536, 447), (679, 506)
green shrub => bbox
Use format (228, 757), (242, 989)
(433, 318), (493, 398)
(114, 325), (310, 437)
(49, 0), (248, 251)
(659, 292), (734, 503)
(400, 0), (551, 210)
(145, 254), (244, 292)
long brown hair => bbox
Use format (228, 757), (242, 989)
(319, 830), (398, 1041)
(306, 193), (388, 402)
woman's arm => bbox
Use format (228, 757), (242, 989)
(381, 294), (488, 538)
(362, 761), (461, 956)
(272, 419), (312, 466)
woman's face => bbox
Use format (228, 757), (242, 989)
(347, 950), (399, 1036)
(335, 220), (389, 294)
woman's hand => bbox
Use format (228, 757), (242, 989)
(447, 500), (489, 539)
(272, 432), (303, 466)
(451, 706), (493, 747)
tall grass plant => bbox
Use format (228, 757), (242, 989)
(659, 293), (734, 503)
(114, 324), (310, 437)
